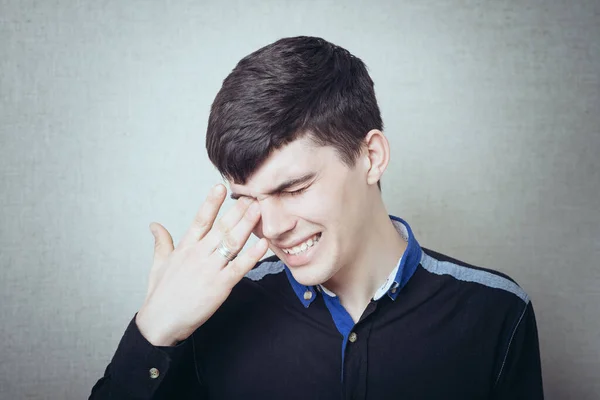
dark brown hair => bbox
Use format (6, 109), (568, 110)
(206, 36), (383, 185)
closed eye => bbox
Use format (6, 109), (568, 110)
(284, 187), (308, 197)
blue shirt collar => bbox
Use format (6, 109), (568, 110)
(284, 216), (422, 307)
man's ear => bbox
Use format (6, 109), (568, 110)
(362, 129), (390, 185)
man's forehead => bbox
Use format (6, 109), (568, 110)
(233, 138), (321, 182)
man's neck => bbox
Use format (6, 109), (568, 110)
(322, 201), (407, 323)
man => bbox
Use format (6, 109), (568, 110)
(90, 36), (543, 399)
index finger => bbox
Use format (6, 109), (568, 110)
(178, 184), (227, 247)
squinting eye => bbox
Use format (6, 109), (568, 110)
(285, 187), (307, 197)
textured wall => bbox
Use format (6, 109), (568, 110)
(1, 1), (598, 399)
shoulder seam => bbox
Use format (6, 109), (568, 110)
(420, 252), (529, 303)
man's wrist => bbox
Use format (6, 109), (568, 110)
(135, 309), (178, 347)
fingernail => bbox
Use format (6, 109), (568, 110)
(242, 197), (253, 205)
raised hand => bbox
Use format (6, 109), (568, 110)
(135, 184), (267, 346)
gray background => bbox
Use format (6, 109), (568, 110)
(1, 0), (599, 399)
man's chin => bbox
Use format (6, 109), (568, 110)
(288, 265), (333, 287)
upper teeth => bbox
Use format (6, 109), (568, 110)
(283, 234), (320, 255)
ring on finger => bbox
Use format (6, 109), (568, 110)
(216, 240), (237, 262)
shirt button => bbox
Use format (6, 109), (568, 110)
(349, 332), (358, 343)
(149, 367), (160, 379)
(304, 290), (313, 300)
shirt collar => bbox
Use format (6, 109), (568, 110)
(284, 216), (423, 307)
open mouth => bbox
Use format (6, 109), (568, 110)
(282, 232), (322, 256)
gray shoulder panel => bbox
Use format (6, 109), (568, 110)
(420, 252), (529, 303)
(245, 260), (285, 281)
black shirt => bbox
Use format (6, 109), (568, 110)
(90, 217), (543, 399)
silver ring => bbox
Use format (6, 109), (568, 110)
(216, 241), (237, 262)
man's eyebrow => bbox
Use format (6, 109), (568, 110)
(230, 172), (317, 200)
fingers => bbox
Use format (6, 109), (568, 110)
(221, 201), (261, 250)
(222, 238), (269, 285)
(201, 197), (257, 254)
(179, 184), (227, 247)
(147, 222), (174, 298)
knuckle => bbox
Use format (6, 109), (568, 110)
(227, 261), (244, 280)
(224, 235), (241, 251)
(194, 215), (211, 229)
(215, 219), (230, 235)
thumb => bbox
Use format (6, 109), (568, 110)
(146, 222), (174, 298)
(150, 222), (174, 264)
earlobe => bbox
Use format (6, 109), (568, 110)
(364, 129), (390, 185)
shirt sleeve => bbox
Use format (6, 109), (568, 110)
(89, 314), (206, 400)
(492, 301), (544, 399)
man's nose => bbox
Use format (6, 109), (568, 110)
(258, 198), (296, 240)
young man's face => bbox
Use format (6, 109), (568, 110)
(229, 135), (373, 286)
